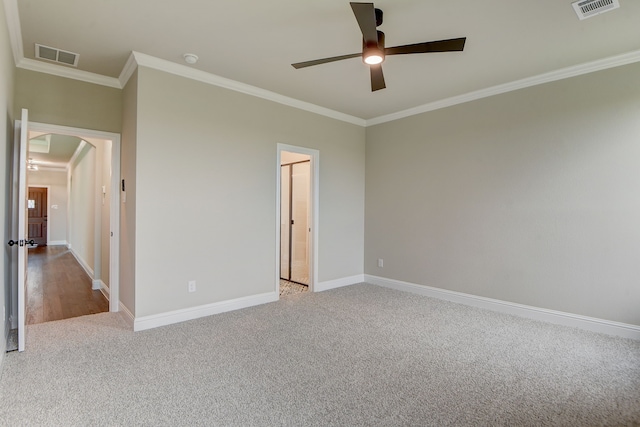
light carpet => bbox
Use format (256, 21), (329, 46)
(1, 283), (639, 426)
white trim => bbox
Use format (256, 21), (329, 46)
(16, 58), (121, 88)
(97, 280), (109, 299)
(28, 122), (120, 141)
(109, 137), (120, 311)
(69, 245), (94, 279)
(48, 240), (67, 246)
(365, 275), (640, 340)
(133, 292), (278, 332)
(118, 302), (134, 328)
(315, 274), (364, 292)
(17, 110), (28, 352)
(366, 49), (640, 126)
(118, 52), (139, 88)
(131, 52), (366, 127)
(91, 279), (101, 291)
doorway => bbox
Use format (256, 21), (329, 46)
(276, 145), (319, 297)
(25, 135), (108, 325)
(10, 119), (121, 349)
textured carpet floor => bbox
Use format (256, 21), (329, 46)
(1, 283), (639, 426)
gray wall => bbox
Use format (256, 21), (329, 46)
(14, 68), (122, 133)
(68, 143), (96, 272)
(1, 0), (16, 361)
(131, 66), (365, 317)
(365, 62), (640, 326)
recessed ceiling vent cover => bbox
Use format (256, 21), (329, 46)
(572, 0), (620, 20)
(35, 44), (79, 67)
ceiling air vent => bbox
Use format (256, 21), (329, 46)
(35, 44), (79, 67)
(572, 0), (620, 20)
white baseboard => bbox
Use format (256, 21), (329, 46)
(133, 291), (279, 332)
(95, 280), (109, 299)
(48, 240), (67, 246)
(365, 275), (640, 340)
(68, 247), (94, 280)
(118, 302), (134, 328)
(315, 274), (365, 292)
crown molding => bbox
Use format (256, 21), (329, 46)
(130, 52), (366, 127)
(366, 48), (640, 126)
(17, 57), (121, 88)
(118, 52), (138, 88)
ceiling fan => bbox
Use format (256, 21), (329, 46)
(292, 2), (467, 92)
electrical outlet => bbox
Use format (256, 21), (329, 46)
(377, 258), (384, 268)
(188, 280), (196, 293)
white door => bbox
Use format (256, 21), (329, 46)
(17, 108), (29, 352)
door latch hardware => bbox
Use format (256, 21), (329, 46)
(7, 239), (34, 247)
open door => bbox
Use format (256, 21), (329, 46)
(16, 109), (29, 351)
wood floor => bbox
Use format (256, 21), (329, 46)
(26, 246), (109, 325)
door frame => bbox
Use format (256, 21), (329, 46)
(27, 185), (50, 246)
(12, 121), (121, 318)
(276, 144), (319, 295)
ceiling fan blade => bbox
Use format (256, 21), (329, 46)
(385, 37), (466, 56)
(350, 2), (378, 45)
(370, 64), (386, 91)
(292, 53), (361, 69)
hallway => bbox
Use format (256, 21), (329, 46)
(26, 246), (108, 325)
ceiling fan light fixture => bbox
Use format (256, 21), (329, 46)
(363, 49), (384, 65)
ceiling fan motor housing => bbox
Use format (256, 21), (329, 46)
(375, 8), (383, 26)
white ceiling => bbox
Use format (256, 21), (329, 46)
(7, 0), (640, 120)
